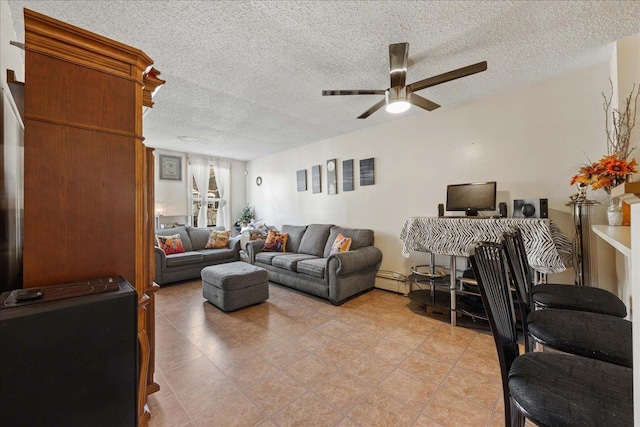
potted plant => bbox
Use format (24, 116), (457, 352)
(237, 205), (254, 228)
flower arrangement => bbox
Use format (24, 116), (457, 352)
(570, 81), (638, 196)
(570, 153), (637, 194)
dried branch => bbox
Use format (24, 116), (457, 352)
(603, 79), (639, 159)
(603, 80), (614, 154)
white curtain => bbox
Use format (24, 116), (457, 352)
(189, 154), (210, 228)
(211, 157), (231, 230)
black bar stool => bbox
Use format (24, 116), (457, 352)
(502, 229), (632, 367)
(469, 241), (633, 427)
(507, 228), (626, 317)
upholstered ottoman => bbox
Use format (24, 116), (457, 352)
(201, 262), (269, 311)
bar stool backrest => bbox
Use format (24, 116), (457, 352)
(469, 241), (524, 427)
(502, 229), (533, 309)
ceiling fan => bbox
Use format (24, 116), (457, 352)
(322, 42), (487, 119)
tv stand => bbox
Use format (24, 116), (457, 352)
(465, 209), (479, 216)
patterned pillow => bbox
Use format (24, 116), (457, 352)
(330, 233), (352, 255)
(156, 234), (186, 255)
(262, 230), (288, 252)
(205, 230), (230, 249)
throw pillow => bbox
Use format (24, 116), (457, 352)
(330, 233), (352, 255)
(156, 234), (186, 255)
(205, 230), (230, 249)
(262, 230), (288, 252)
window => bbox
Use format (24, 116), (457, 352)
(192, 167), (220, 227)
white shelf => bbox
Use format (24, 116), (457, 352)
(592, 225), (631, 257)
(155, 214), (191, 229)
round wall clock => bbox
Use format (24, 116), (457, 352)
(256, 176), (263, 186)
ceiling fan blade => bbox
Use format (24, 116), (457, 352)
(407, 61), (487, 93)
(410, 94), (440, 111)
(357, 99), (386, 119)
(389, 42), (409, 88)
(322, 90), (385, 96)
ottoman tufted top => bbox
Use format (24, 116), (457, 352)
(201, 261), (268, 291)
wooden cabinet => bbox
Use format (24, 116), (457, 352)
(18, 8), (164, 425)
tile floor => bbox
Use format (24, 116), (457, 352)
(147, 280), (520, 427)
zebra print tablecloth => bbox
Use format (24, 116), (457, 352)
(399, 217), (573, 274)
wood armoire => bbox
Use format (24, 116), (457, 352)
(14, 8), (164, 425)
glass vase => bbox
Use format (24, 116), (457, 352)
(607, 195), (623, 226)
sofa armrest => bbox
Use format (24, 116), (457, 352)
(328, 246), (383, 276)
(246, 239), (266, 264)
(327, 246), (383, 305)
(154, 247), (166, 284)
(154, 247), (167, 266)
(228, 236), (241, 257)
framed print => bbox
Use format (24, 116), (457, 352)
(159, 154), (182, 181)
(327, 159), (337, 195)
(296, 169), (307, 191)
(360, 158), (375, 186)
(343, 159), (354, 191)
(312, 165), (321, 194)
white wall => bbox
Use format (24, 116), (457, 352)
(152, 148), (247, 228)
(1, 0), (25, 290)
(229, 159), (248, 226)
(247, 62), (617, 286)
(154, 149), (190, 217)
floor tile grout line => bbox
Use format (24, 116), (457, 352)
(151, 357), (199, 426)
(154, 282), (502, 427)
(172, 314), (273, 425)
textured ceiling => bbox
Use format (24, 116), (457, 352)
(7, 1), (640, 161)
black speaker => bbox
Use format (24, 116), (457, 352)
(498, 202), (507, 218)
(0, 277), (138, 426)
(513, 198), (548, 218)
(438, 203), (445, 217)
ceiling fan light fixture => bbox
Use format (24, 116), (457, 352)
(385, 86), (410, 114)
(322, 43), (486, 119)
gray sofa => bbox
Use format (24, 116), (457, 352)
(154, 225), (241, 285)
(246, 224), (382, 305)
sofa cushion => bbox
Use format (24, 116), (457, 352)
(187, 226), (224, 250)
(262, 230), (288, 252)
(255, 252), (282, 265)
(156, 234), (186, 255)
(323, 227), (374, 257)
(297, 258), (327, 279)
(206, 230), (230, 249)
(165, 251), (204, 267)
(281, 225), (307, 253)
(298, 224), (333, 257)
(272, 254), (318, 272)
(155, 225), (193, 252)
(198, 248), (237, 262)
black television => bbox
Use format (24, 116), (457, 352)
(446, 181), (497, 216)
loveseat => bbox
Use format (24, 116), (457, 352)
(246, 224), (382, 305)
(154, 225), (241, 285)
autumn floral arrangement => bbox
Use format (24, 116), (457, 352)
(570, 81), (638, 225)
(570, 153), (637, 194)
(571, 80), (638, 198)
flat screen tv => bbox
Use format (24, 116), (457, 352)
(446, 181), (497, 216)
